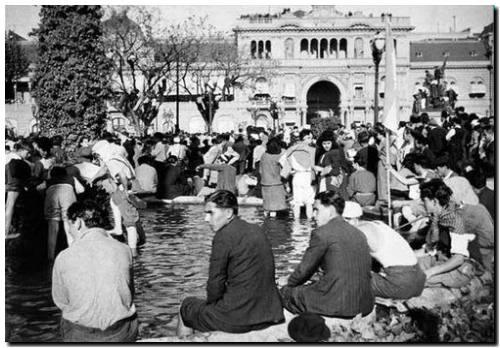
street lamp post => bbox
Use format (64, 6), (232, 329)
(203, 76), (217, 135)
(371, 32), (385, 124)
(270, 98), (278, 132)
(175, 57), (181, 133)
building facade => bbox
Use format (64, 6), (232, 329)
(5, 6), (494, 135)
(169, 5), (493, 133)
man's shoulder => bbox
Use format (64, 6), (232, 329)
(232, 218), (261, 233)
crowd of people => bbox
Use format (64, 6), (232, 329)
(5, 105), (495, 342)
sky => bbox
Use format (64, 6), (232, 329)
(4, 4), (495, 40)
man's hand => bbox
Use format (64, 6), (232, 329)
(424, 268), (435, 280)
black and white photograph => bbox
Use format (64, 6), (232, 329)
(4, 3), (496, 343)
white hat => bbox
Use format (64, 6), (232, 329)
(343, 201), (363, 219)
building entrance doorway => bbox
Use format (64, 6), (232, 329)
(306, 81), (341, 123)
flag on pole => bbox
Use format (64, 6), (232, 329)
(381, 19), (399, 133)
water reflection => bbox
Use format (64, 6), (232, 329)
(5, 205), (313, 342)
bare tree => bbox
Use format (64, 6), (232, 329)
(103, 6), (213, 135)
(177, 32), (280, 132)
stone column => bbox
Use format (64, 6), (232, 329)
(347, 37), (355, 59)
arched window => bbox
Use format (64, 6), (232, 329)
(251, 41), (256, 59)
(354, 37), (364, 58)
(339, 38), (347, 59)
(320, 38), (328, 59)
(258, 41), (264, 59)
(285, 38), (294, 59)
(329, 39), (337, 58)
(265, 40), (272, 59)
(300, 39), (309, 57)
(310, 38), (318, 58)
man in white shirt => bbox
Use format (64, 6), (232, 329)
(52, 200), (137, 342)
(434, 156), (479, 205)
(167, 136), (187, 161)
(343, 201), (426, 299)
(151, 133), (168, 162)
(134, 156), (158, 193)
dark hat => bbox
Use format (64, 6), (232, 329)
(288, 313), (331, 343)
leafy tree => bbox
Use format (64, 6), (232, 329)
(310, 116), (341, 139)
(32, 5), (111, 138)
(5, 31), (29, 101)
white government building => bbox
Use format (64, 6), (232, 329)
(6, 6), (493, 135)
(151, 5), (493, 134)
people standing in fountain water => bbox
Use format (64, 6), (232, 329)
(281, 129), (316, 219)
(52, 200), (137, 342)
(259, 137), (287, 217)
(278, 191), (374, 318)
(177, 190), (284, 336)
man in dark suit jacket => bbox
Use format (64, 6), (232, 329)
(356, 131), (378, 177)
(177, 190), (284, 335)
(426, 119), (447, 157)
(466, 169), (495, 220)
(279, 192), (374, 318)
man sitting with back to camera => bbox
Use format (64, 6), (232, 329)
(52, 200), (137, 342)
(177, 190), (284, 336)
(342, 201), (426, 300)
(279, 191), (374, 318)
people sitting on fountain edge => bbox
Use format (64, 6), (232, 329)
(342, 201), (426, 300)
(415, 179), (484, 288)
(177, 190), (284, 336)
(51, 200), (138, 342)
(278, 191), (374, 318)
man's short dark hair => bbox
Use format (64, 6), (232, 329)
(413, 132), (428, 146)
(205, 190), (238, 215)
(483, 125), (494, 134)
(434, 156), (450, 168)
(357, 131), (370, 144)
(353, 153), (367, 168)
(465, 169), (486, 189)
(410, 115), (421, 124)
(49, 166), (67, 179)
(402, 153), (417, 172)
(137, 155), (151, 166)
(420, 179), (453, 207)
(413, 153), (431, 169)
(266, 137), (282, 155)
(315, 191), (345, 215)
(299, 129), (311, 140)
(67, 200), (107, 228)
(420, 113), (430, 124)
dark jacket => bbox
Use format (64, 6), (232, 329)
(157, 164), (187, 199)
(205, 218), (284, 327)
(287, 216), (374, 317)
(356, 145), (378, 177)
(427, 126), (447, 157)
(478, 186), (495, 220)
